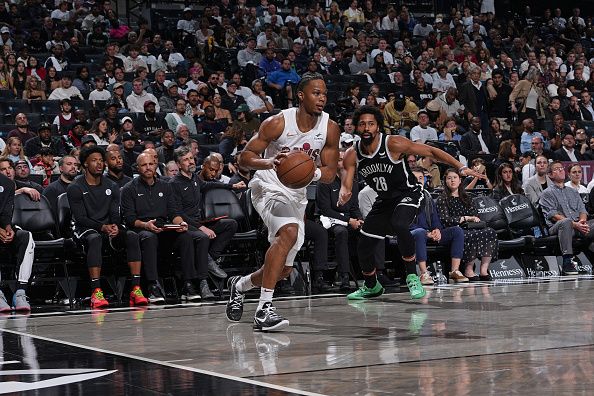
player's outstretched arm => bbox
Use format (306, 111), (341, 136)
(239, 114), (285, 171)
(337, 146), (357, 206)
(317, 120), (341, 183)
(387, 135), (486, 179)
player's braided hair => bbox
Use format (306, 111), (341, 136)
(297, 72), (324, 93)
(352, 105), (385, 135)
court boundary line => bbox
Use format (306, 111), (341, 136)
(0, 327), (326, 396)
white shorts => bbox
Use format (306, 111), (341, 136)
(250, 177), (306, 267)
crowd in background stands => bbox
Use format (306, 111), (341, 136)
(0, 0), (592, 303)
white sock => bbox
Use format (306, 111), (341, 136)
(257, 288), (274, 310)
(236, 275), (255, 293)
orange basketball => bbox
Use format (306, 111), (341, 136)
(276, 151), (316, 189)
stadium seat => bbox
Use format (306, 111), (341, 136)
(12, 194), (77, 308)
(473, 195), (527, 250)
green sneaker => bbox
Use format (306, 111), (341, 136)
(406, 274), (426, 299)
(346, 281), (384, 300)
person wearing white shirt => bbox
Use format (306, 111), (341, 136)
(410, 110), (438, 143)
(88, 76), (111, 102)
(370, 39), (394, 65)
(177, 8), (197, 34)
(245, 80), (273, 114)
(126, 78), (160, 113)
(412, 17), (434, 37)
(51, 2), (71, 23)
(381, 9), (399, 31)
(48, 75), (83, 100)
(432, 65), (456, 94)
(565, 164), (588, 193)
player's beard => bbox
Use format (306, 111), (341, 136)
(360, 132), (374, 145)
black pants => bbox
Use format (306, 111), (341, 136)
(188, 218), (237, 280)
(358, 194), (421, 274)
(329, 225), (357, 275)
(305, 219), (328, 271)
(137, 230), (194, 282)
(78, 229), (141, 268)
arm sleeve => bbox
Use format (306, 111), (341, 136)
(120, 184), (137, 228)
(350, 181), (362, 219)
(67, 185), (103, 231)
(316, 183), (349, 222)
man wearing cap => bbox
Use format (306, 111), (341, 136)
(177, 7), (197, 36)
(0, 26), (13, 47)
(80, 134), (98, 148)
(135, 101), (167, 142)
(42, 154), (79, 214)
(126, 78), (160, 113)
(221, 82), (246, 114)
(383, 93), (419, 134)
(7, 114), (35, 144)
(24, 122), (66, 158)
(158, 81), (182, 113)
(13, 159), (42, 194)
(237, 36), (262, 68)
(63, 121), (86, 151)
(48, 74), (83, 100)
(344, 27), (358, 49)
(120, 131), (139, 177)
(410, 109), (438, 143)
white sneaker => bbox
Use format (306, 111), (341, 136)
(420, 272), (434, 285)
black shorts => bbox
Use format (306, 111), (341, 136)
(361, 187), (424, 240)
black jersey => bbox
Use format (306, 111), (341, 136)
(355, 134), (419, 198)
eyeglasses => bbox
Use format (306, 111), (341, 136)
(551, 167), (565, 173)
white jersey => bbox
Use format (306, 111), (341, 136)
(251, 107), (329, 200)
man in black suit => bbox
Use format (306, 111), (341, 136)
(458, 65), (490, 132)
(554, 132), (586, 162)
(315, 149), (363, 291)
(460, 116), (498, 159)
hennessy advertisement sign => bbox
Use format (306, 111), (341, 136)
(556, 253), (593, 274)
(488, 257), (524, 279)
(520, 256), (560, 277)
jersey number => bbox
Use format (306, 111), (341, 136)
(373, 177), (388, 191)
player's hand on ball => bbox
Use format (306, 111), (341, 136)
(337, 187), (352, 206)
(270, 152), (288, 170)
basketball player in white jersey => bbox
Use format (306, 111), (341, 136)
(226, 74), (340, 331)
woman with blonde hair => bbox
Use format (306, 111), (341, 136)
(22, 76), (46, 102)
(2, 137), (30, 167)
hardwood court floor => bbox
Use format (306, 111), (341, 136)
(2, 277), (594, 395)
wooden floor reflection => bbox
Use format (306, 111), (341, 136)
(4, 277), (594, 395)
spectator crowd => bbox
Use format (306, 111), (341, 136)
(0, 0), (593, 308)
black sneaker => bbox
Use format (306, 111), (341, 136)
(377, 271), (399, 287)
(562, 260), (579, 275)
(181, 281), (201, 302)
(148, 282), (166, 304)
(339, 273), (351, 292)
(253, 302), (289, 331)
(226, 276), (244, 322)
(199, 279), (215, 300)
(312, 272), (328, 293)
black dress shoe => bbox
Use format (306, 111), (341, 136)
(339, 273), (351, 292)
(466, 275), (480, 282)
(207, 256), (227, 279)
(479, 274), (492, 281)
(312, 272), (328, 293)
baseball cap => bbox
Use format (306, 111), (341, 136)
(143, 100), (156, 108)
(105, 100), (120, 109)
(122, 132), (135, 142)
(346, 27), (354, 32)
(81, 135), (97, 145)
(183, 7), (192, 12)
(417, 109), (429, 117)
(426, 100), (441, 112)
(234, 104), (250, 113)
(113, 82), (124, 89)
(435, 17), (443, 23)
(166, 81), (178, 89)
(0, 27), (9, 34)
(37, 122), (52, 132)
(121, 116), (133, 125)
(14, 159), (28, 167)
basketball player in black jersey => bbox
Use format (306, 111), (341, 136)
(339, 106), (484, 299)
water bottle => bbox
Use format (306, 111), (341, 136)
(435, 261), (446, 285)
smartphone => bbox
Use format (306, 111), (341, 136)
(162, 224), (183, 230)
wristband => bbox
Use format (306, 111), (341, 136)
(312, 168), (322, 182)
